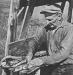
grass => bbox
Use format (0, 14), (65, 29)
(0, 0), (19, 74)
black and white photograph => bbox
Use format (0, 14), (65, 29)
(0, 0), (73, 75)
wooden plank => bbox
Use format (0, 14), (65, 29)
(19, 0), (68, 7)
(2, 0), (13, 75)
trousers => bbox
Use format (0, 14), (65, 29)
(40, 64), (73, 75)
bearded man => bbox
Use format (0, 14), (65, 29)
(26, 11), (73, 75)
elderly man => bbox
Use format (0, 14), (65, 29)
(26, 11), (73, 75)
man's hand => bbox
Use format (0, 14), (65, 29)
(28, 58), (44, 68)
(1, 56), (22, 68)
(1, 56), (22, 62)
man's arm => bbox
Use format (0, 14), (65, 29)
(39, 26), (73, 65)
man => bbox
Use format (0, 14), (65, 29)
(26, 11), (73, 75)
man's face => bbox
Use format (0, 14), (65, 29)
(46, 12), (63, 27)
(52, 13), (63, 27)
